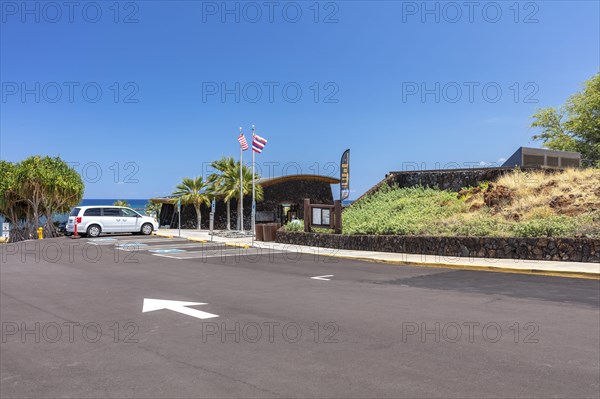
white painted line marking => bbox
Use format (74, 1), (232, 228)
(138, 242), (224, 250)
(91, 238), (184, 245)
(148, 249), (186, 253)
(142, 298), (219, 320)
(311, 275), (334, 281)
(150, 248), (286, 260)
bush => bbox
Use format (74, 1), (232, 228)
(343, 185), (467, 235)
(511, 217), (577, 237)
(284, 220), (303, 232)
(430, 215), (509, 237)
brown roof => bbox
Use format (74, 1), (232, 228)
(150, 174), (339, 203)
(256, 174), (340, 187)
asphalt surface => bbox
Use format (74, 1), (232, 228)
(1, 235), (599, 398)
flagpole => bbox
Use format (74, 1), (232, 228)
(251, 125), (256, 239)
(239, 127), (244, 232)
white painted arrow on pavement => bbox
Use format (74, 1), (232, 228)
(142, 299), (219, 319)
(311, 275), (334, 281)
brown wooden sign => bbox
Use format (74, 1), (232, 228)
(304, 199), (342, 234)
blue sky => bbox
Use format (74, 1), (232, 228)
(1, 1), (598, 199)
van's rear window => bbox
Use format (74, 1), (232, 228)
(69, 208), (81, 216)
(84, 208), (101, 216)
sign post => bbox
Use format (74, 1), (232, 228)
(239, 127), (244, 232)
(340, 149), (350, 202)
(177, 198), (181, 237)
(251, 125), (256, 237)
(2, 222), (10, 241)
(210, 199), (216, 241)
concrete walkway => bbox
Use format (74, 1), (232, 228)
(155, 229), (600, 279)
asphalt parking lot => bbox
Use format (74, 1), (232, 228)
(1, 235), (599, 398)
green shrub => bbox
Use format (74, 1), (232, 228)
(284, 220), (303, 232)
(511, 217), (577, 237)
(312, 227), (335, 234)
(429, 215), (509, 237)
(343, 185), (467, 235)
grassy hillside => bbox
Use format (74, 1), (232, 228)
(343, 169), (600, 238)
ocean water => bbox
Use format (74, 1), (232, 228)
(79, 199), (150, 214)
(0, 199), (150, 226)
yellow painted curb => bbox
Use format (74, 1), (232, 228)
(153, 232), (174, 238)
(187, 237), (208, 243)
(225, 242), (251, 249)
(319, 253), (600, 280)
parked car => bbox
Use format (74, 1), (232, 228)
(65, 206), (158, 237)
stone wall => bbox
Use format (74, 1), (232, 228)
(388, 167), (523, 192)
(275, 231), (600, 263)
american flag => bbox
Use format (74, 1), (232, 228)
(238, 133), (249, 151)
(252, 133), (268, 153)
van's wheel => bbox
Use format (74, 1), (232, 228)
(87, 225), (101, 238)
(141, 223), (153, 235)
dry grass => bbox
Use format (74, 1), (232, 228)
(488, 168), (600, 220)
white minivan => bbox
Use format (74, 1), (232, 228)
(66, 206), (158, 237)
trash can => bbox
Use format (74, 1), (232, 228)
(263, 223), (277, 242)
(255, 224), (264, 241)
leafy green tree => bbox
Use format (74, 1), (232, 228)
(40, 157), (84, 236)
(0, 161), (20, 240)
(173, 176), (210, 230)
(14, 156), (46, 232)
(1, 156), (84, 240)
(531, 73), (600, 167)
(113, 200), (130, 207)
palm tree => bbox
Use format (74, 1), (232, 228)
(145, 201), (162, 220)
(226, 162), (264, 230)
(208, 157), (236, 230)
(113, 200), (130, 207)
(173, 176), (210, 230)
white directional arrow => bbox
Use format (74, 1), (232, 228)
(311, 275), (334, 281)
(142, 299), (219, 320)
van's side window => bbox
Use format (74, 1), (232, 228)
(84, 208), (101, 216)
(102, 208), (120, 217)
(121, 209), (138, 217)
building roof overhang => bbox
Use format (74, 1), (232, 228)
(150, 174), (340, 204)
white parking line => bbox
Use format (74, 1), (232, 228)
(88, 238), (184, 245)
(151, 248), (283, 260)
(115, 242), (224, 251)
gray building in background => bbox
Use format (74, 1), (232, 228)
(502, 147), (581, 168)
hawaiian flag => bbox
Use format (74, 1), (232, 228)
(252, 133), (268, 153)
(238, 133), (249, 151)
